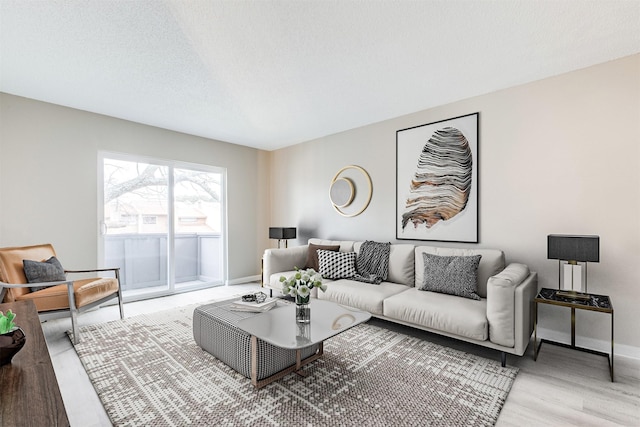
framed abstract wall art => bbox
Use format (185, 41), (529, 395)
(396, 112), (479, 243)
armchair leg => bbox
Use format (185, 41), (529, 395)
(500, 352), (507, 367)
(115, 269), (124, 320)
(70, 308), (80, 345)
(67, 282), (80, 345)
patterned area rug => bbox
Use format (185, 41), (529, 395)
(70, 302), (518, 426)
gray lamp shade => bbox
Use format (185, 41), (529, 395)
(269, 227), (297, 240)
(547, 234), (599, 262)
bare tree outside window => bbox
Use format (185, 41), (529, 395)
(104, 160), (222, 234)
(101, 156), (225, 294)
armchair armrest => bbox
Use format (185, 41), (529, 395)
(262, 245), (308, 288)
(65, 267), (120, 276)
(0, 279), (75, 306)
(486, 263), (535, 350)
(0, 279), (73, 289)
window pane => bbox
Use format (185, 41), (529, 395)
(104, 160), (169, 235)
(103, 159), (169, 292)
(174, 168), (223, 286)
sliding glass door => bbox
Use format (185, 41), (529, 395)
(100, 153), (225, 301)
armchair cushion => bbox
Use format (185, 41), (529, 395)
(15, 277), (119, 312)
(23, 256), (66, 292)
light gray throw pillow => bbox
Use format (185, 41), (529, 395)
(420, 253), (482, 300)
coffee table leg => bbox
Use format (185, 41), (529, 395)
(250, 337), (325, 388)
(295, 342), (324, 378)
(295, 349), (307, 377)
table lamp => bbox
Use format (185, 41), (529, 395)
(269, 227), (296, 248)
(547, 234), (599, 299)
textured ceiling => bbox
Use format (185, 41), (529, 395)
(1, 1), (639, 151)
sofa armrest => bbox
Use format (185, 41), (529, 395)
(262, 245), (309, 288)
(513, 272), (537, 355)
(486, 263), (536, 350)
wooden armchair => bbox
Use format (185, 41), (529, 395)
(0, 243), (124, 344)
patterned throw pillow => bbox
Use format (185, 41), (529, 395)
(420, 253), (482, 300)
(23, 256), (66, 292)
(317, 250), (357, 280)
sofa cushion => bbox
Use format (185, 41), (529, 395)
(305, 244), (340, 271)
(23, 256), (66, 292)
(318, 250), (357, 279)
(487, 263), (530, 347)
(383, 288), (488, 341)
(317, 279), (409, 315)
(355, 242), (415, 286)
(415, 246), (505, 298)
(419, 253), (481, 300)
(308, 238), (355, 253)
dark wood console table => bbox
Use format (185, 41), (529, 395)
(0, 300), (69, 426)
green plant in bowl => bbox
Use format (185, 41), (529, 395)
(0, 310), (17, 334)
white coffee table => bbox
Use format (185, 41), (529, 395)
(236, 298), (371, 388)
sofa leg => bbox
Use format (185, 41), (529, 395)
(269, 289), (272, 298)
(500, 352), (507, 367)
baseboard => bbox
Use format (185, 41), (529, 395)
(226, 275), (261, 286)
(536, 326), (640, 361)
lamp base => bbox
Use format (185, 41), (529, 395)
(556, 290), (591, 301)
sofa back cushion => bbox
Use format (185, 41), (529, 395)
(354, 242), (415, 286)
(308, 238), (355, 253)
(305, 243), (340, 270)
(415, 246), (505, 298)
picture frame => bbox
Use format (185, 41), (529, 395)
(396, 112), (479, 243)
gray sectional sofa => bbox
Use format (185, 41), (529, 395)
(262, 238), (538, 366)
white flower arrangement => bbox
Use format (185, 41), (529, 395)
(280, 267), (326, 304)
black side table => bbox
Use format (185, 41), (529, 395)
(534, 288), (614, 382)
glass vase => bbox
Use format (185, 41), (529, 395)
(295, 295), (311, 323)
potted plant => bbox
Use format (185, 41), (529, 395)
(0, 310), (26, 366)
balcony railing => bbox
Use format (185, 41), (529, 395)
(104, 233), (223, 291)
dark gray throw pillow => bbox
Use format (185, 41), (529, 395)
(23, 256), (66, 292)
(420, 253), (482, 300)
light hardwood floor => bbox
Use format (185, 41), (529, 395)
(40, 283), (640, 427)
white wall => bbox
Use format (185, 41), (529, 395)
(270, 54), (640, 355)
(0, 94), (271, 282)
